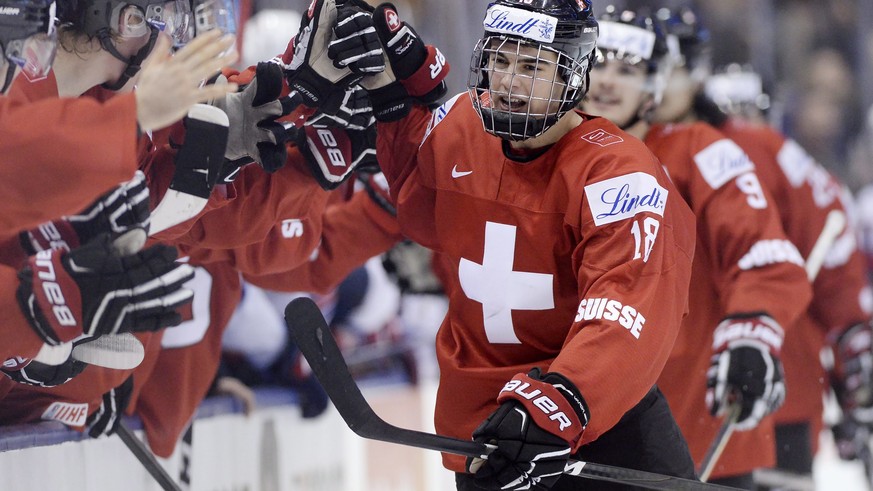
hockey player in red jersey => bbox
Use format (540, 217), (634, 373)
(300, 1), (700, 489)
(0, 0), (209, 367)
(0, 0), (404, 460)
(1, 1), (238, 236)
(701, 64), (873, 480)
(579, 7), (812, 488)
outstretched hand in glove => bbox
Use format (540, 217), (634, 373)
(466, 368), (589, 490)
(16, 232), (195, 346)
(358, 2), (450, 121)
(21, 171), (150, 254)
(284, 0), (385, 112)
(211, 62), (300, 177)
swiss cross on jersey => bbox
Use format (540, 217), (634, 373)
(459, 222), (554, 344)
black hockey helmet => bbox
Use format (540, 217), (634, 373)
(468, 0), (599, 141)
(595, 5), (673, 103)
(705, 63), (770, 116)
(0, 0), (57, 90)
(655, 6), (710, 78)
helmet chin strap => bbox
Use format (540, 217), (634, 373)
(1, 63), (15, 94)
(99, 25), (159, 91)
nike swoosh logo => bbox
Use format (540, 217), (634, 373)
(452, 165), (473, 178)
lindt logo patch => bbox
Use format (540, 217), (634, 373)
(385, 8), (401, 31)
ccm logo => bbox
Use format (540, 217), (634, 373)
(500, 380), (574, 431)
(34, 251), (76, 327)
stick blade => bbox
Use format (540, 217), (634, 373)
(284, 297), (373, 434)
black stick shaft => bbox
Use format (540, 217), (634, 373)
(117, 423), (182, 491)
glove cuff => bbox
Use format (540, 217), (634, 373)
(21, 220), (81, 255)
(497, 370), (588, 449)
(713, 313), (784, 356)
(297, 126), (356, 190)
(16, 262), (62, 345)
(398, 45), (449, 103)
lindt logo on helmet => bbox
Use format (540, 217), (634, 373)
(483, 5), (557, 43)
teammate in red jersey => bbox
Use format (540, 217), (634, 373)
(303, 1), (700, 489)
(702, 63), (873, 481)
(579, 7), (812, 488)
(0, 0), (218, 366)
(0, 0), (402, 461)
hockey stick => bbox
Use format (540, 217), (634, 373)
(149, 103), (229, 236)
(284, 297), (740, 491)
(698, 402), (740, 481)
(117, 422), (183, 491)
(698, 208), (848, 480)
(805, 209), (846, 281)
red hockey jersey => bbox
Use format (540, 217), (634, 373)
(0, 73), (140, 360)
(648, 122), (812, 478)
(377, 94), (697, 473)
(2, 72), (140, 236)
(721, 119), (872, 452)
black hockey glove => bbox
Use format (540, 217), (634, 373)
(706, 314), (786, 430)
(830, 322), (873, 424)
(360, 3), (449, 121)
(20, 171), (150, 254)
(1, 351), (86, 388)
(467, 368), (588, 491)
(831, 414), (873, 462)
(285, 0), (384, 113)
(16, 233), (195, 346)
(297, 121), (377, 190)
(306, 84), (375, 131)
(211, 62), (299, 176)
(87, 375), (135, 438)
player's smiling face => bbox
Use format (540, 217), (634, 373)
(582, 56), (650, 127)
(486, 39), (566, 117)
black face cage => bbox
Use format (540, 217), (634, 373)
(468, 35), (593, 142)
